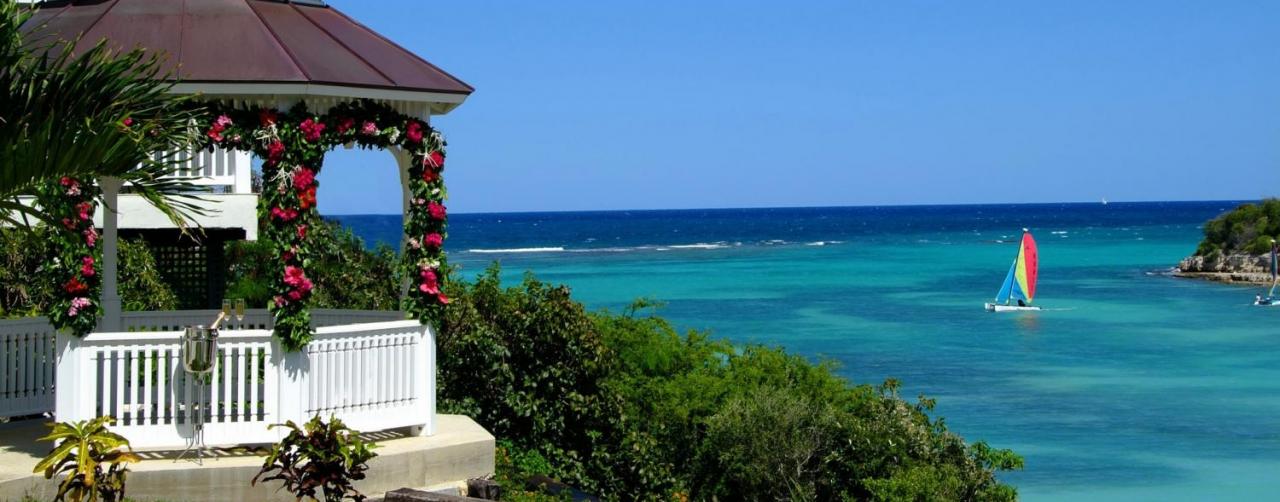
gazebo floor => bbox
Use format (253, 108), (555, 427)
(0, 415), (494, 502)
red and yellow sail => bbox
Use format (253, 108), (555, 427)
(1014, 232), (1038, 303)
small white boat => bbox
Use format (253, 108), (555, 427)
(1254, 240), (1277, 307)
(985, 229), (1041, 312)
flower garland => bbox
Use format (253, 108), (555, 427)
(35, 176), (102, 337)
(199, 100), (450, 351)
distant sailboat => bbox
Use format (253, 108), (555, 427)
(1101, 197), (1108, 205)
(985, 229), (1041, 312)
(1255, 240), (1278, 307)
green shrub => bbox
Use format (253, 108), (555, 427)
(1, 230), (176, 318)
(117, 239), (177, 311)
(253, 415), (377, 502)
(225, 218), (398, 310)
(1195, 199), (1280, 256)
(438, 265), (1022, 500)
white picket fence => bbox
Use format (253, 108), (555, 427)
(1, 310), (432, 450)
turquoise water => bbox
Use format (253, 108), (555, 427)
(338, 202), (1280, 500)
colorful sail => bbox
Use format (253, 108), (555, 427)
(1015, 232), (1038, 304)
(995, 260), (1017, 304)
(1270, 243), (1277, 298)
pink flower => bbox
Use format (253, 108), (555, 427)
(215, 115), (233, 128)
(414, 198), (426, 206)
(300, 118), (325, 142)
(68, 297), (92, 317)
(274, 296), (287, 307)
(424, 151), (445, 169)
(287, 290), (303, 301)
(66, 184), (80, 197)
(437, 293), (450, 304)
(81, 256), (95, 277)
(283, 266), (313, 296)
(122, 117), (133, 127)
(76, 201), (93, 221)
(270, 207), (298, 222)
(408, 237), (421, 250)
(292, 167), (315, 190)
(83, 228), (97, 248)
(419, 268), (439, 294)
(427, 201), (447, 220)
(361, 121), (377, 135)
(406, 121), (424, 144)
(424, 233), (443, 249)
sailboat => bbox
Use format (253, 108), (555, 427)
(985, 229), (1041, 312)
(1255, 240), (1278, 307)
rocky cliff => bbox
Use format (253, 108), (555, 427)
(1175, 253), (1273, 284)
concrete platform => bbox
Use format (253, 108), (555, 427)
(0, 415), (494, 502)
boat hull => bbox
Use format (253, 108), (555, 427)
(1254, 300), (1280, 307)
(985, 303), (1042, 312)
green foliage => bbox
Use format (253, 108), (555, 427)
(116, 239), (178, 312)
(225, 218), (400, 311)
(34, 417), (140, 502)
(253, 415), (377, 502)
(438, 266), (1023, 500)
(0, 230), (177, 319)
(495, 441), (568, 502)
(1196, 199), (1280, 256)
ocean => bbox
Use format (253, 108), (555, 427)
(334, 201), (1280, 501)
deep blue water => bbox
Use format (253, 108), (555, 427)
(334, 201), (1280, 501)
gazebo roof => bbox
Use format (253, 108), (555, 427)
(22, 0), (474, 116)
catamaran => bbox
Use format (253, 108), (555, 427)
(1255, 240), (1278, 307)
(985, 229), (1040, 312)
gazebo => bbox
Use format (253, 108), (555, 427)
(1, 1), (491, 499)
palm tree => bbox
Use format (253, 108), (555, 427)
(0, 0), (206, 228)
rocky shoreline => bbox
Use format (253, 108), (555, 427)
(1174, 253), (1273, 285)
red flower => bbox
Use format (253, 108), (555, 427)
(259, 109), (278, 127)
(422, 168), (438, 183)
(406, 121), (424, 144)
(300, 118), (326, 142)
(336, 117), (355, 134)
(60, 177), (74, 187)
(437, 293), (450, 304)
(427, 201), (447, 220)
(424, 233), (443, 249)
(297, 224), (308, 240)
(64, 278), (88, 295)
(299, 186), (317, 209)
(424, 151), (445, 169)
(81, 256), (96, 277)
(267, 140), (286, 163)
(287, 290), (303, 301)
(292, 167), (315, 190)
(121, 117), (133, 127)
(270, 207), (298, 222)
(361, 121), (377, 135)
(61, 218), (75, 230)
(206, 127), (224, 142)
(282, 250), (295, 262)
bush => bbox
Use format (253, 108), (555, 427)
(34, 417), (140, 502)
(1, 229), (175, 317)
(1196, 199), (1280, 256)
(253, 415), (377, 502)
(226, 218), (399, 310)
(438, 265), (1022, 500)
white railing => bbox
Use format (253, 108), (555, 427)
(55, 319), (434, 449)
(0, 318), (57, 417)
(1, 310), (429, 449)
(155, 147), (253, 194)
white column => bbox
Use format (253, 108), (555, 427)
(99, 177), (123, 332)
(231, 149), (253, 194)
(54, 332), (95, 422)
(393, 147), (414, 301)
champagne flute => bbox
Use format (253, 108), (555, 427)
(234, 298), (246, 323)
(221, 299), (232, 329)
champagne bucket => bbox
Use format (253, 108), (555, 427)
(182, 326), (218, 375)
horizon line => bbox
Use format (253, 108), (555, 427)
(323, 197), (1262, 218)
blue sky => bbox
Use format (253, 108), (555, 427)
(318, 0), (1280, 215)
